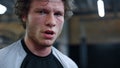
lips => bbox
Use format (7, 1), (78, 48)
(43, 30), (55, 39)
(45, 30), (54, 35)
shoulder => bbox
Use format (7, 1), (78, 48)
(0, 40), (27, 68)
(52, 47), (72, 61)
(0, 40), (25, 59)
(52, 47), (78, 68)
(0, 40), (20, 54)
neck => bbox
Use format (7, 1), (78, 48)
(24, 38), (52, 57)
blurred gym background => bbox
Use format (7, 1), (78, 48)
(0, 0), (120, 68)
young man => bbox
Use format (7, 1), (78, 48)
(0, 0), (78, 68)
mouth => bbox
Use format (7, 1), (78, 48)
(43, 30), (55, 39)
(45, 30), (55, 35)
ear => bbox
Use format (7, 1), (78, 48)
(22, 15), (27, 22)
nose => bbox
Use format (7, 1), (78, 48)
(45, 14), (56, 27)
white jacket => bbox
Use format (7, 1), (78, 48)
(0, 40), (78, 68)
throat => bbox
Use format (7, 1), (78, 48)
(22, 39), (52, 57)
(31, 46), (52, 57)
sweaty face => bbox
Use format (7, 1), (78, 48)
(23, 0), (64, 47)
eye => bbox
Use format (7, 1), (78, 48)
(39, 10), (46, 14)
(54, 12), (63, 17)
(36, 9), (48, 15)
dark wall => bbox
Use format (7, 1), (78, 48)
(69, 43), (120, 68)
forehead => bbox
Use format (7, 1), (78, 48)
(31, 0), (64, 7)
(31, 0), (64, 6)
(30, 0), (64, 11)
(34, 0), (63, 2)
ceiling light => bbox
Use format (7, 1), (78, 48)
(0, 4), (7, 15)
(97, 0), (105, 17)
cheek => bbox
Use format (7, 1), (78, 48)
(28, 15), (45, 26)
(56, 18), (64, 35)
(57, 17), (64, 28)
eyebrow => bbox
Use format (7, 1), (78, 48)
(36, 0), (62, 2)
(35, 7), (64, 13)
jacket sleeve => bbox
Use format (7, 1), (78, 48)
(52, 47), (78, 68)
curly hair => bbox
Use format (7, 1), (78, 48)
(15, 0), (76, 28)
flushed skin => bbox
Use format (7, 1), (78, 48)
(23, 0), (65, 56)
(0, 0), (78, 68)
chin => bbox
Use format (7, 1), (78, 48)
(37, 39), (55, 47)
(41, 42), (53, 47)
(44, 40), (55, 46)
(40, 44), (52, 48)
